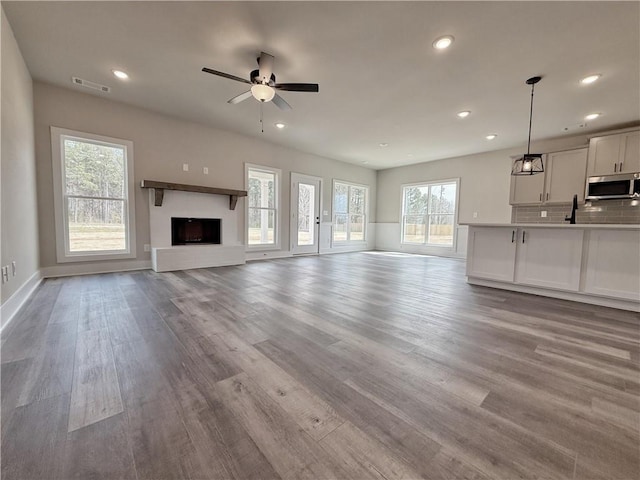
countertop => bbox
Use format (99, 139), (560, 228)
(461, 223), (640, 230)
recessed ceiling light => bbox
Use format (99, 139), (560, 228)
(580, 74), (601, 85)
(433, 35), (454, 50)
(486, 134), (497, 140)
(112, 70), (129, 80)
(275, 123), (285, 129)
(362, 161), (369, 164)
(379, 143), (389, 147)
(585, 113), (601, 121)
(457, 111), (471, 118)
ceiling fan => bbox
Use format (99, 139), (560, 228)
(202, 52), (319, 111)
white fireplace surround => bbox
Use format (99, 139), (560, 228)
(148, 189), (245, 272)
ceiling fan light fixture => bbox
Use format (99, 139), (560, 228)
(457, 110), (471, 118)
(512, 76), (545, 176)
(251, 84), (275, 102)
(275, 123), (285, 129)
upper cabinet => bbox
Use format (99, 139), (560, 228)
(510, 147), (588, 205)
(544, 148), (588, 203)
(587, 130), (640, 176)
(510, 167), (546, 205)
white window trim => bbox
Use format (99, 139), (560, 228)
(245, 163), (282, 251)
(332, 179), (369, 245)
(400, 178), (460, 250)
(50, 126), (136, 263)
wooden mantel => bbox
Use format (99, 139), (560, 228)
(140, 180), (248, 210)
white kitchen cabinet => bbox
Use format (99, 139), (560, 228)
(509, 166), (546, 205)
(466, 227), (516, 281)
(584, 229), (640, 301)
(588, 130), (640, 176)
(514, 228), (583, 291)
(544, 148), (588, 203)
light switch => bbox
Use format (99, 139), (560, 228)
(541, 211), (547, 217)
(203, 167), (209, 174)
(183, 163), (189, 172)
(473, 212), (478, 218)
(11, 261), (16, 276)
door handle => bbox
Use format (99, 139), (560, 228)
(522, 230), (526, 243)
(546, 193), (549, 201)
(511, 230), (515, 243)
(614, 163), (617, 172)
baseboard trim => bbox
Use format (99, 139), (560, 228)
(41, 260), (152, 278)
(467, 277), (640, 312)
(0, 270), (43, 332)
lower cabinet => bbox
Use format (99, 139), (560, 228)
(466, 226), (640, 307)
(584, 230), (640, 301)
(466, 227), (516, 282)
(514, 228), (583, 291)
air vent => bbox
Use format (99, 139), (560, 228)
(71, 77), (111, 93)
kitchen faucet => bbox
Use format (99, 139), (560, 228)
(565, 194), (578, 224)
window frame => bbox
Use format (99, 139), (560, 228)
(332, 179), (369, 245)
(400, 178), (460, 249)
(50, 126), (136, 263)
(245, 163), (281, 251)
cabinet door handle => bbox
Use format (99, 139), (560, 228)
(511, 230), (515, 243)
(614, 163), (618, 172)
(620, 162), (624, 172)
(522, 230), (526, 243)
(546, 193), (549, 201)
(539, 193), (542, 201)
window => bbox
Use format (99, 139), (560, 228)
(246, 164), (280, 248)
(333, 181), (368, 243)
(51, 127), (136, 262)
(401, 180), (458, 246)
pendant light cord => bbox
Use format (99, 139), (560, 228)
(527, 82), (535, 155)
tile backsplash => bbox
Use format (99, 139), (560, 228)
(512, 199), (640, 224)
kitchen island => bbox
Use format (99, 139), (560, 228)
(463, 223), (640, 312)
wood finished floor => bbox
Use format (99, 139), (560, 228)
(1, 252), (639, 480)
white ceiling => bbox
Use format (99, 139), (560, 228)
(4, 1), (639, 169)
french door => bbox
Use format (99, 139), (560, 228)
(290, 173), (321, 255)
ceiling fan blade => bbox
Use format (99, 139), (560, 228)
(257, 52), (275, 84)
(227, 91), (253, 104)
(202, 67), (251, 84)
(272, 93), (292, 111)
(274, 83), (319, 93)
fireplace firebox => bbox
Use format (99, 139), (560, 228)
(171, 217), (221, 245)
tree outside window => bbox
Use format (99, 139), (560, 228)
(402, 181), (457, 246)
(247, 167), (278, 246)
(333, 181), (368, 243)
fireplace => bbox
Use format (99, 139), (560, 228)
(171, 217), (221, 245)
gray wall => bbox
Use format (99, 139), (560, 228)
(1, 7), (39, 307)
(33, 82), (377, 272)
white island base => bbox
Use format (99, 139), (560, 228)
(464, 224), (640, 312)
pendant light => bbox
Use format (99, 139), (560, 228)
(511, 76), (544, 176)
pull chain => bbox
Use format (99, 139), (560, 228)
(260, 102), (264, 133)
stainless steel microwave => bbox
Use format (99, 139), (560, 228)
(586, 173), (640, 200)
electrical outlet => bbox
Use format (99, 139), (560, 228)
(182, 163), (189, 172)
(541, 211), (548, 218)
(11, 261), (16, 276)
(203, 167), (209, 174)
(144, 244), (151, 252)
(323, 210), (329, 216)
(1, 266), (8, 283)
